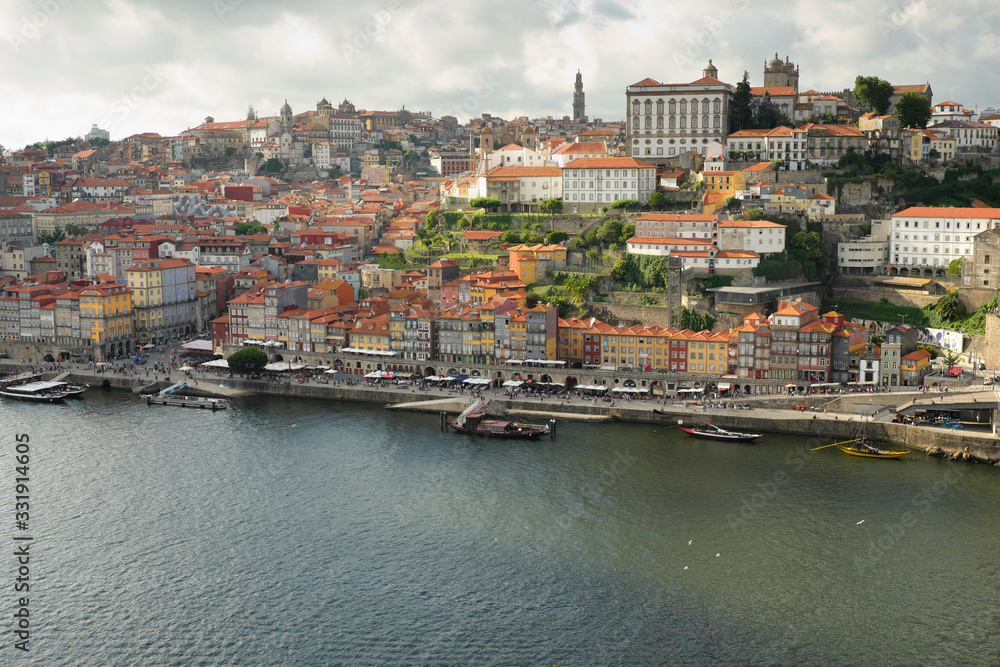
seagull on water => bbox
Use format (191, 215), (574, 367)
(856, 520), (865, 525)
(716, 553), (720, 557)
(688, 539), (692, 546)
(683, 566), (688, 570)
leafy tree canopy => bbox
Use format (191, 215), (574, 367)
(854, 75), (894, 115)
(227, 347), (268, 374)
(469, 197), (502, 211)
(539, 197), (563, 213)
(935, 290), (966, 320)
(235, 222), (268, 236)
(894, 92), (932, 129)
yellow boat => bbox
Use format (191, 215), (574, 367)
(838, 438), (907, 459)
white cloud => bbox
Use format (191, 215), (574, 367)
(0, 0), (997, 148)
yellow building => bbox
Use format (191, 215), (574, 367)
(126, 258), (197, 344)
(900, 129), (923, 162)
(78, 282), (133, 358)
(350, 314), (392, 352)
(508, 244), (567, 284)
(557, 317), (600, 363)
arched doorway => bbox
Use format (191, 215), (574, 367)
(424, 366), (436, 377)
(565, 376), (578, 390)
(43, 353), (55, 362)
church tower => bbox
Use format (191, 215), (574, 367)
(763, 53), (799, 92)
(573, 70), (586, 121)
(479, 126), (495, 162)
(521, 125), (537, 151)
(702, 59), (719, 80)
(280, 99), (293, 133)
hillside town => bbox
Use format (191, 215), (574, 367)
(3, 54), (1000, 397)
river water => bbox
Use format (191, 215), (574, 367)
(1, 390), (997, 665)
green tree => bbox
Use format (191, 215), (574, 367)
(648, 191), (666, 209)
(854, 75), (894, 115)
(936, 290), (966, 320)
(730, 71), (753, 132)
(941, 349), (961, 370)
(539, 197), (563, 213)
(545, 231), (569, 244)
(424, 209), (439, 234)
(947, 258), (963, 276)
(469, 197), (502, 211)
(227, 348), (268, 375)
(402, 149), (419, 168)
(869, 333), (884, 347)
(500, 230), (519, 244)
(520, 229), (542, 244)
(894, 92), (932, 129)
(235, 222), (267, 236)
(928, 148), (941, 159)
(260, 158), (284, 174)
(610, 257), (629, 282)
(224, 145), (237, 157)
(64, 223), (89, 237)
(619, 223), (635, 246)
(37, 226), (66, 245)
(595, 219), (624, 247)
(609, 198), (639, 209)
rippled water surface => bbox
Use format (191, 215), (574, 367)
(1, 391), (998, 665)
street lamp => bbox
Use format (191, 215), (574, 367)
(899, 313), (907, 327)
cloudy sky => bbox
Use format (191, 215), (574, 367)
(2, 0), (998, 148)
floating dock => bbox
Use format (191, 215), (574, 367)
(145, 381), (227, 410)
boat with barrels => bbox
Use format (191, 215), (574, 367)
(445, 399), (551, 439)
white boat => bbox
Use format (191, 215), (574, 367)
(0, 380), (71, 403)
(677, 421), (762, 442)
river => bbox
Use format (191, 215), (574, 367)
(1, 390), (997, 665)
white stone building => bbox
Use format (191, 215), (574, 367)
(561, 157), (657, 213)
(625, 60), (734, 162)
(889, 206), (1000, 275)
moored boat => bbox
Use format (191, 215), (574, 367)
(0, 380), (70, 403)
(677, 421), (762, 442)
(837, 438), (907, 459)
(446, 399), (551, 439)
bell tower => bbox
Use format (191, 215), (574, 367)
(573, 70), (586, 121)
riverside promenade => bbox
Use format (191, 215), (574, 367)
(5, 359), (1000, 465)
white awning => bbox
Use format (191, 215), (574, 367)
(717, 382), (731, 390)
(502, 380), (524, 387)
(264, 362), (305, 372)
(200, 359), (229, 368)
(463, 378), (491, 385)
